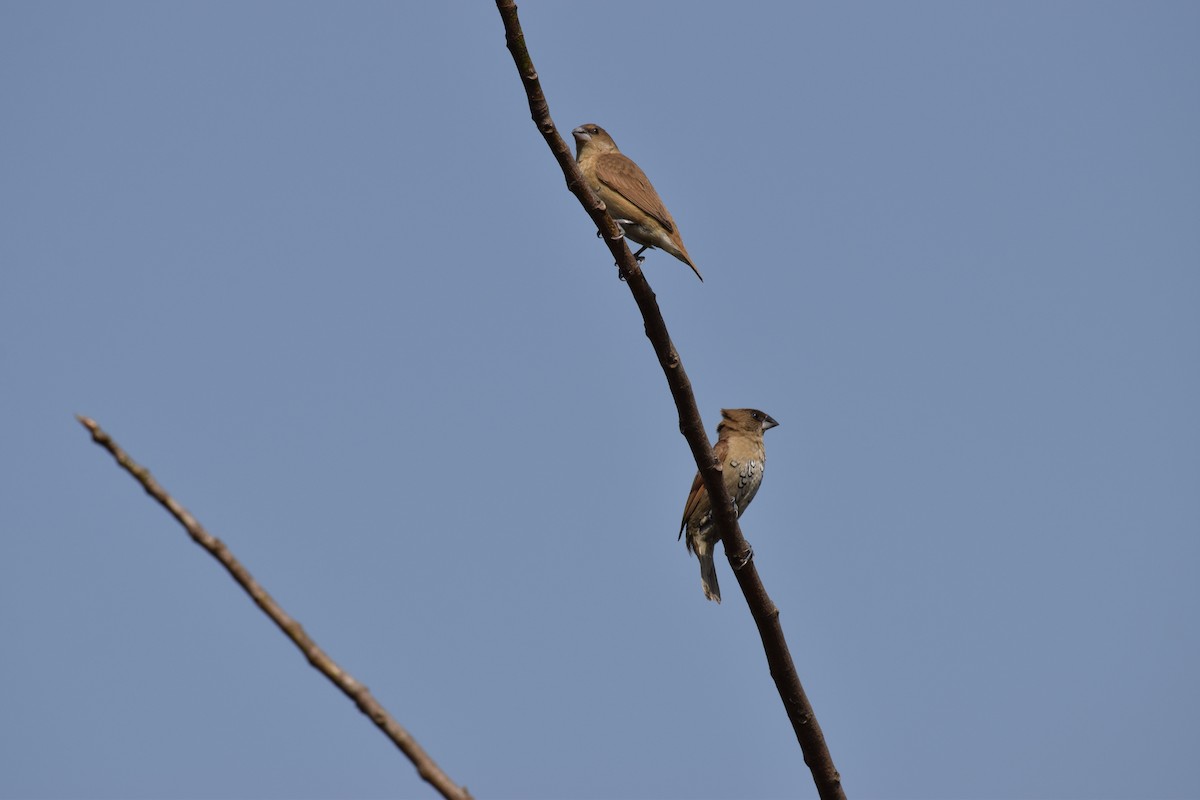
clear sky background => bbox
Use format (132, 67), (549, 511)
(2, 2), (1197, 798)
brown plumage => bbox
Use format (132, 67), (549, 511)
(679, 408), (779, 603)
(572, 123), (703, 281)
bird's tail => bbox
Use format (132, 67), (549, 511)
(674, 247), (704, 282)
(693, 538), (721, 603)
(681, 253), (704, 282)
(660, 236), (703, 282)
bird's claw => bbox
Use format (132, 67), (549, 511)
(732, 545), (754, 571)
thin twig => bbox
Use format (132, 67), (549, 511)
(76, 415), (473, 800)
(494, 3), (845, 797)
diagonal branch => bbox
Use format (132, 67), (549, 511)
(495, 3), (845, 798)
(76, 415), (473, 800)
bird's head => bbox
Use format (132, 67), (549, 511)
(572, 123), (619, 155)
(720, 408), (780, 435)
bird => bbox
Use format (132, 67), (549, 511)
(571, 123), (703, 281)
(679, 408), (779, 603)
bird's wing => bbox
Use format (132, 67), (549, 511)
(595, 153), (676, 233)
(679, 437), (730, 538)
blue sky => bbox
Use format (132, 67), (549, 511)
(2, 2), (1197, 798)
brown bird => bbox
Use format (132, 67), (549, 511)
(572, 123), (703, 281)
(679, 408), (779, 603)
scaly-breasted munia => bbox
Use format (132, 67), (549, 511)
(572, 123), (703, 281)
(679, 408), (779, 603)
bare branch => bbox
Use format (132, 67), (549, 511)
(76, 415), (473, 800)
(495, 3), (845, 797)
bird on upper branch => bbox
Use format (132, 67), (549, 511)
(572, 123), (703, 281)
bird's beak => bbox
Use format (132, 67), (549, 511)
(571, 126), (590, 142)
(763, 416), (780, 431)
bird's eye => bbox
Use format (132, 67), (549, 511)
(751, 412), (760, 420)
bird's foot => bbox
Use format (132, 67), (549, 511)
(731, 544), (754, 571)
